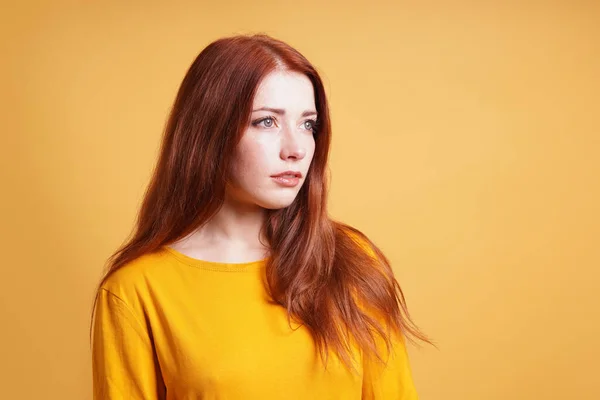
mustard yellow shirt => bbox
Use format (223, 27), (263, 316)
(92, 246), (418, 399)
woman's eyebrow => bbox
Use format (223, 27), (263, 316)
(252, 106), (317, 117)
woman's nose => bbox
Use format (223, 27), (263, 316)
(280, 127), (306, 161)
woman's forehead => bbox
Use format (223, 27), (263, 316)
(253, 71), (315, 111)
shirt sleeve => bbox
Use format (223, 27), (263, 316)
(361, 329), (419, 399)
(346, 230), (419, 399)
(92, 288), (164, 399)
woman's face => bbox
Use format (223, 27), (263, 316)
(227, 70), (317, 210)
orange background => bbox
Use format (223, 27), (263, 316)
(1, 1), (598, 399)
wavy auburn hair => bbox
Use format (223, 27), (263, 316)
(91, 33), (429, 371)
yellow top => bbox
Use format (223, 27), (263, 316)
(92, 246), (418, 399)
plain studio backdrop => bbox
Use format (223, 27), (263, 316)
(1, 1), (598, 399)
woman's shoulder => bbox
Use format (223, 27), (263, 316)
(336, 222), (392, 286)
(337, 223), (378, 259)
(98, 248), (172, 305)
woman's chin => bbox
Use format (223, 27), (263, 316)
(257, 194), (299, 210)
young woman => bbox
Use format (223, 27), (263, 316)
(91, 33), (429, 399)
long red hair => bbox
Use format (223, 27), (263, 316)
(91, 33), (429, 371)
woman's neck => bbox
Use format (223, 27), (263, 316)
(170, 194), (270, 263)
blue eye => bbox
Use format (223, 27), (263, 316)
(305, 119), (320, 133)
(261, 117), (275, 128)
(251, 116), (320, 133)
(252, 116), (276, 128)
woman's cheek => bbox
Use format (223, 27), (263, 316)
(242, 142), (272, 178)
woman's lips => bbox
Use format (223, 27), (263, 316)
(271, 175), (300, 187)
(271, 171), (302, 187)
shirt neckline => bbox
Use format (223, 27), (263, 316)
(162, 245), (268, 272)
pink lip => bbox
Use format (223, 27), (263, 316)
(271, 171), (302, 187)
(271, 171), (302, 178)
